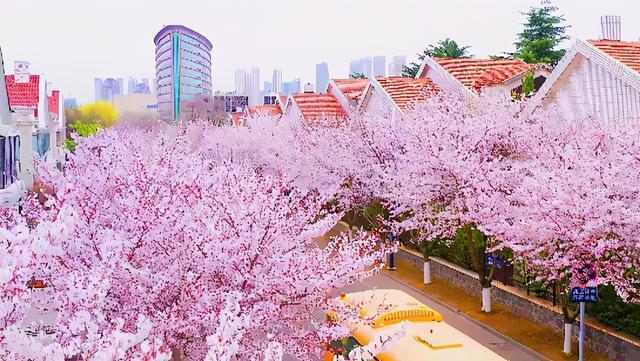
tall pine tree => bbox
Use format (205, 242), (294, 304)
(514, 1), (569, 64)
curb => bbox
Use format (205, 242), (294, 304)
(381, 271), (553, 361)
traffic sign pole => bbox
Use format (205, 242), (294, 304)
(579, 301), (585, 361)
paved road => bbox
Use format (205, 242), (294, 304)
(335, 272), (545, 361)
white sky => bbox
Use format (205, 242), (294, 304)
(1, 0), (639, 104)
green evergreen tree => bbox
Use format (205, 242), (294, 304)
(403, 38), (471, 78)
(349, 72), (367, 79)
(521, 71), (536, 97)
(514, 1), (569, 64)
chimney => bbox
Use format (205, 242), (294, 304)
(601, 15), (622, 41)
(303, 83), (314, 93)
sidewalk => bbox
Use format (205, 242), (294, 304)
(385, 257), (610, 361)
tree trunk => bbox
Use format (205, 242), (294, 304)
(563, 322), (573, 355)
(464, 224), (494, 312)
(558, 277), (579, 354)
(423, 260), (431, 284)
(418, 237), (432, 284)
(481, 287), (491, 312)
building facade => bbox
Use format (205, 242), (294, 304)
(95, 77), (123, 103)
(315, 62), (329, 93)
(373, 56), (386, 77)
(235, 69), (247, 94)
(533, 16), (640, 124)
(154, 25), (213, 120)
(388, 56), (406, 77)
(272, 69), (282, 94)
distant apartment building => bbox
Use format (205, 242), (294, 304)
(349, 57), (373, 78)
(247, 67), (260, 107)
(95, 77), (123, 103)
(263, 81), (273, 93)
(282, 78), (301, 96)
(126, 78), (151, 95)
(235, 69), (247, 94)
(315, 62), (330, 93)
(63, 98), (77, 108)
(388, 55), (407, 77)
(272, 69), (282, 94)
(213, 93), (248, 113)
(154, 25), (213, 120)
(373, 56), (386, 77)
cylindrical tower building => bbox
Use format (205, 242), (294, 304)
(154, 25), (212, 120)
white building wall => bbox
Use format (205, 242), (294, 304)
(362, 86), (401, 121)
(544, 54), (640, 124)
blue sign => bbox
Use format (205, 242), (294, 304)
(496, 256), (506, 268)
(486, 254), (494, 266)
(570, 287), (598, 302)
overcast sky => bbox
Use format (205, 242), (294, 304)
(1, 0), (639, 104)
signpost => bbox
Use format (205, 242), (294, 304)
(570, 263), (598, 361)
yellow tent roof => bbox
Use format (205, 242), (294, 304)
(341, 289), (506, 361)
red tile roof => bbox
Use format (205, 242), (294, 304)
(5, 75), (40, 117)
(48, 90), (60, 115)
(376, 77), (439, 110)
(249, 104), (282, 116)
(292, 93), (347, 121)
(330, 79), (369, 103)
(435, 58), (532, 91)
(588, 39), (640, 73)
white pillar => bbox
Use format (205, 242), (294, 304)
(17, 121), (35, 188)
(423, 261), (431, 284)
(563, 323), (572, 354)
(47, 126), (58, 166)
(481, 287), (491, 313)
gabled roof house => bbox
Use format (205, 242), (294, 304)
(357, 55), (544, 121)
(533, 16), (640, 124)
(416, 57), (545, 97)
(282, 92), (348, 125)
(357, 77), (439, 121)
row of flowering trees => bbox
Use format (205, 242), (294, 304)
(289, 93), (640, 355)
(1, 92), (639, 359)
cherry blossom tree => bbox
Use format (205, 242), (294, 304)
(0, 122), (388, 360)
(481, 117), (640, 354)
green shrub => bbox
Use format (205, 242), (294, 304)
(586, 285), (640, 338)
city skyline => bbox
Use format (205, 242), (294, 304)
(1, 0), (639, 104)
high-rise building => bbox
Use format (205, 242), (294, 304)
(263, 81), (273, 93)
(315, 62), (330, 93)
(247, 67), (260, 107)
(94, 77), (123, 103)
(235, 69), (247, 94)
(361, 57), (373, 79)
(128, 77), (136, 95)
(373, 56), (386, 77)
(282, 78), (301, 96)
(388, 55), (407, 77)
(94, 78), (103, 102)
(117, 78), (124, 97)
(349, 57), (373, 78)
(272, 69), (282, 94)
(63, 98), (77, 108)
(154, 25), (213, 120)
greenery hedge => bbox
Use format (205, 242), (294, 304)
(586, 285), (640, 339)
